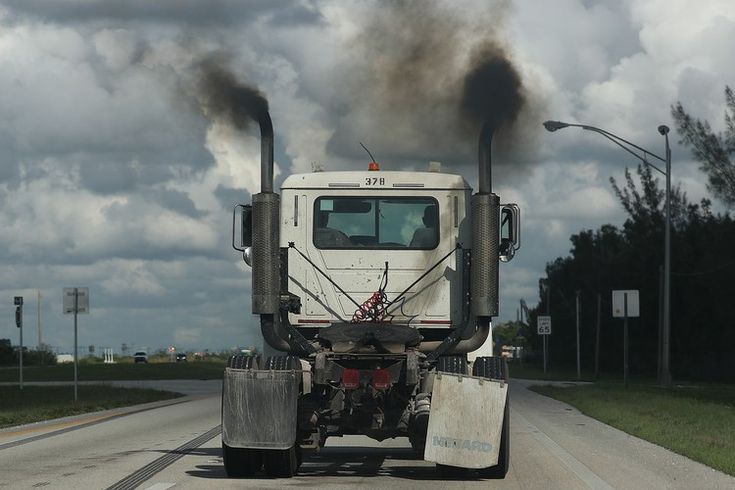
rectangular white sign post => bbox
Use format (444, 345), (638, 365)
(612, 290), (639, 388)
(63, 288), (89, 402)
(537, 316), (552, 373)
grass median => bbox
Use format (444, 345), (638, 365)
(530, 381), (735, 476)
(0, 360), (226, 382)
(0, 385), (183, 429)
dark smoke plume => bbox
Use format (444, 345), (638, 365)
(331, 0), (537, 170)
(461, 48), (524, 135)
(195, 57), (269, 131)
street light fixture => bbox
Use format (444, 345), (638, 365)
(543, 120), (673, 387)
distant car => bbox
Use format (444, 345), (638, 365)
(176, 353), (187, 362)
(133, 351), (148, 363)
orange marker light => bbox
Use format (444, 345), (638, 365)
(368, 162), (380, 171)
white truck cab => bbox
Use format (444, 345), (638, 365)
(281, 170), (471, 341)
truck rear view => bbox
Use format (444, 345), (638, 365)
(223, 110), (520, 478)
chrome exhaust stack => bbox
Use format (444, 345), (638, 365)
(471, 121), (500, 318)
(252, 112), (280, 315)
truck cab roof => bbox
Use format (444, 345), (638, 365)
(281, 171), (471, 191)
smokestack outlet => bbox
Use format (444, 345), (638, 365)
(260, 114), (274, 193)
(478, 121), (493, 194)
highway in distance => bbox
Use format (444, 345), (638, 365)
(1, 379), (733, 489)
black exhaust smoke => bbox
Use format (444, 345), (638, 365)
(195, 57), (280, 315)
(195, 59), (274, 193)
(461, 51), (524, 194)
(332, 0), (531, 183)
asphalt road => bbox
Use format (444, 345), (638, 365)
(1, 379), (733, 489)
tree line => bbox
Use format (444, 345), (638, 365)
(0, 339), (57, 366)
(526, 87), (735, 382)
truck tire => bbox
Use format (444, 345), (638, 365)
(264, 355), (301, 370)
(473, 357), (510, 479)
(222, 442), (262, 477)
(478, 398), (510, 479)
(227, 354), (258, 370)
(471, 356), (508, 380)
(436, 354), (467, 374)
(263, 446), (299, 478)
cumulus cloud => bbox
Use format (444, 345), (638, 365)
(0, 0), (732, 352)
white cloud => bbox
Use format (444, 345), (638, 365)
(0, 0), (731, 346)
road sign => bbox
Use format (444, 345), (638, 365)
(537, 315), (552, 335)
(63, 288), (89, 314)
(612, 290), (639, 318)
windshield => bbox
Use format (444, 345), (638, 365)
(313, 197), (439, 249)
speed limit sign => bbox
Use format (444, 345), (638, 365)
(537, 316), (552, 335)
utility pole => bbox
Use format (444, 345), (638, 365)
(576, 290), (581, 381)
(37, 290), (42, 348)
(658, 266), (664, 384)
(595, 293), (601, 379)
(624, 293), (629, 388)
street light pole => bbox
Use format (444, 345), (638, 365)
(662, 129), (672, 386)
(543, 120), (673, 386)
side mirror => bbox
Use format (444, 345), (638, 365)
(499, 204), (521, 262)
(233, 204), (253, 265)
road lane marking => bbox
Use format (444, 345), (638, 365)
(512, 409), (614, 490)
(106, 425), (221, 490)
(0, 397), (194, 451)
(2, 413), (120, 438)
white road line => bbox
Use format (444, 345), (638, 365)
(512, 409), (614, 490)
(144, 483), (176, 490)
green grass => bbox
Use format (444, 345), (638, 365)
(530, 382), (735, 476)
(0, 360), (226, 382)
(507, 362), (603, 382)
(0, 385), (183, 429)
(507, 362), (657, 384)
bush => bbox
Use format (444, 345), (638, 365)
(0, 341), (57, 366)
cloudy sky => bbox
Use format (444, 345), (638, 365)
(1, 0), (733, 354)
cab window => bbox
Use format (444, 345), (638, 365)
(313, 197), (439, 249)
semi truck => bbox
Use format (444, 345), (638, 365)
(223, 111), (520, 478)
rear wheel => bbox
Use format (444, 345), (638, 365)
(222, 443), (263, 477)
(227, 354), (258, 370)
(436, 354), (468, 374)
(478, 399), (510, 479)
(264, 355), (301, 370)
(263, 445), (299, 477)
(472, 356), (507, 380)
(473, 357), (510, 479)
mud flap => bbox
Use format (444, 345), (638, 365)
(424, 373), (507, 469)
(221, 368), (299, 450)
